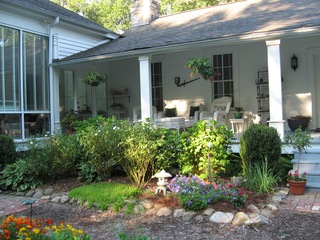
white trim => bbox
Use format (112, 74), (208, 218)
(139, 55), (152, 120)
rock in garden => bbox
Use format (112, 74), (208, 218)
(134, 204), (145, 214)
(154, 203), (164, 210)
(141, 199), (154, 209)
(247, 204), (260, 214)
(260, 209), (273, 218)
(203, 208), (214, 216)
(266, 204), (278, 212)
(244, 215), (269, 228)
(44, 188), (54, 195)
(209, 211), (234, 224)
(157, 207), (172, 217)
(173, 208), (186, 218)
(32, 191), (43, 199)
(60, 195), (69, 204)
(51, 196), (61, 203)
(232, 212), (249, 226)
(25, 190), (35, 197)
(41, 195), (50, 200)
(145, 208), (158, 215)
(182, 211), (196, 221)
(272, 195), (283, 203)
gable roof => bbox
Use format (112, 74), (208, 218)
(7, 0), (117, 35)
(54, 0), (320, 65)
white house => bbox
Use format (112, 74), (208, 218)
(0, 0), (120, 140)
(2, 0), (320, 142)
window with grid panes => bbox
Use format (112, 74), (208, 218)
(212, 54), (233, 105)
(151, 62), (163, 111)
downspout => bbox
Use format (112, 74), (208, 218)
(49, 17), (59, 134)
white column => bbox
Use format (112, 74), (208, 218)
(266, 39), (284, 139)
(52, 68), (61, 134)
(138, 55), (152, 120)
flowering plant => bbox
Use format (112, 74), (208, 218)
(168, 175), (247, 210)
(287, 170), (307, 182)
(0, 215), (90, 239)
(185, 57), (216, 81)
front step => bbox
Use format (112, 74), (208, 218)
(291, 150), (320, 191)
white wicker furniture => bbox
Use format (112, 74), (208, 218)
(154, 117), (185, 131)
(199, 96), (232, 123)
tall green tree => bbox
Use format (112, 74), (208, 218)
(51, 0), (237, 32)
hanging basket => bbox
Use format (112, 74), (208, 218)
(288, 180), (307, 195)
(83, 70), (106, 86)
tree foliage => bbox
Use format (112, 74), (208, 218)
(51, 0), (237, 33)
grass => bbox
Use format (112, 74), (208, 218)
(68, 182), (142, 210)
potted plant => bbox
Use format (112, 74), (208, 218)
(287, 115), (311, 131)
(234, 107), (244, 119)
(83, 70), (106, 86)
(185, 57), (216, 81)
(110, 102), (124, 110)
(285, 127), (312, 195)
(61, 111), (82, 134)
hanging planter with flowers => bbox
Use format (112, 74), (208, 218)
(185, 57), (216, 82)
(83, 70), (106, 86)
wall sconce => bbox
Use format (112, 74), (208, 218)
(174, 77), (180, 85)
(291, 54), (298, 71)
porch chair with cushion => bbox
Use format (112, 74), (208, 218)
(133, 105), (158, 122)
(199, 96), (232, 124)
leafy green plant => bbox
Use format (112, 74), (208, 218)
(61, 111), (82, 132)
(77, 160), (103, 183)
(0, 135), (17, 167)
(240, 124), (281, 176)
(68, 182), (141, 210)
(178, 120), (234, 180)
(285, 127), (312, 172)
(83, 70), (106, 86)
(76, 117), (124, 181)
(185, 57), (216, 81)
(244, 160), (281, 195)
(119, 120), (163, 188)
(0, 159), (42, 191)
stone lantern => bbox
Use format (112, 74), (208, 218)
(154, 170), (172, 196)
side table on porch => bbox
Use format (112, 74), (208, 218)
(229, 118), (249, 138)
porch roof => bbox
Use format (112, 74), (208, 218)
(54, 0), (320, 66)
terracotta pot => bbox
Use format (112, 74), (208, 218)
(288, 180), (307, 195)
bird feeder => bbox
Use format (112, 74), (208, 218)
(154, 170), (172, 196)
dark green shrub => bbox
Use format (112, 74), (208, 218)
(25, 134), (82, 182)
(240, 124), (281, 175)
(177, 120), (234, 180)
(154, 128), (180, 173)
(0, 159), (42, 191)
(0, 135), (17, 167)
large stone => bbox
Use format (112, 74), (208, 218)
(173, 208), (186, 218)
(51, 196), (61, 203)
(140, 199), (154, 209)
(266, 204), (278, 212)
(60, 195), (69, 204)
(202, 208), (214, 217)
(244, 215), (269, 228)
(25, 190), (35, 197)
(32, 191), (43, 199)
(260, 209), (273, 218)
(133, 204), (145, 214)
(182, 211), (196, 221)
(145, 208), (158, 215)
(209, 211), (234, 224)
(44, 188), (54, 195)
(157, 207), (172, 217)
(247, 204), (260, 214)
(232, 212), (249, 226)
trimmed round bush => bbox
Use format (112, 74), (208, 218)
(240, 124), (281, 175)
(0, 135), (17, 167)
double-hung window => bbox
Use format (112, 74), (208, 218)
(212, 54), (233, 104)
